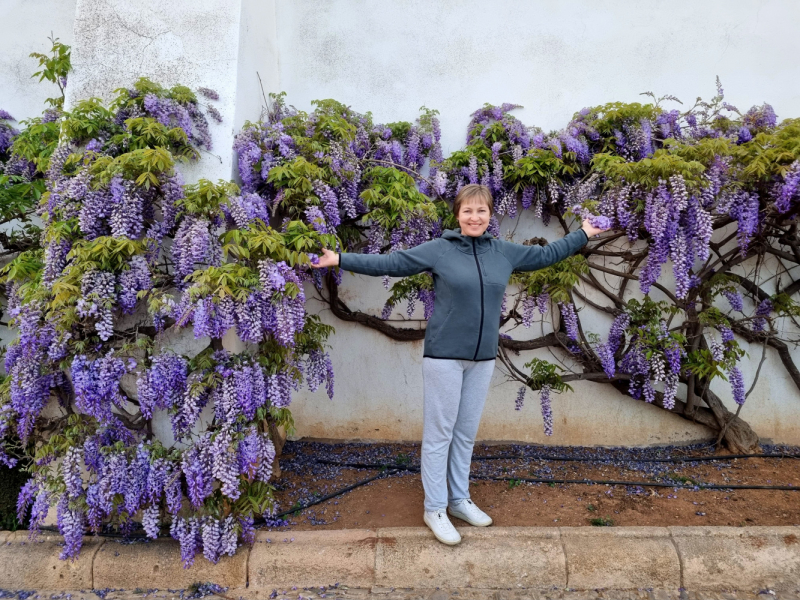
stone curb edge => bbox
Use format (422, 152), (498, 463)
(1, 526), (799, 592)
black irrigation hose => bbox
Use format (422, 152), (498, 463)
(316, 460), (420, 470)
(314, 453), (800, 468)
(269, 466), (406, 520)
(473, 475), (800, 492)
(470, 453), (800, 463)
(25, 453), (800, 539)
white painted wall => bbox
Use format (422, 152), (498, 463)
(66, 0), (258, 183)
(0, 0), (77, 123)
(4, 0), (800, 446)
(274, 0), (800, 156)
(272, 0), (800, 446)
(293, 210), (800, 447)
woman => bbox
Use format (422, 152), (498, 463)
(311, 184), (609, 545)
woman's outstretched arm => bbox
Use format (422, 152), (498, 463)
(311, 239), (445, 277)
(498, 219), (609, 272)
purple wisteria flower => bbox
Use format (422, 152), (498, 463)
(539, 385), (553, 436)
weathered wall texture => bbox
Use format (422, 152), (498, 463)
(65, 0), (268, 183)
(4, 0), (800, 446)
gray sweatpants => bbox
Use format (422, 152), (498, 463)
(421, 357), (496, 512)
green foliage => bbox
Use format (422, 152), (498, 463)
(417, 106), (440, 135)
(90, 146), (177, 188)
(576, 101), (663, 154)
(625, 297), (681, 328)
(359, 166), (439, 230)
(269, 406), (296, 439)
(222, 219), (338, 267)
(521, 358), (572, 393)
(511, 254), (588, 304)
(590, 516), (614, 526)
(684, 348), (737, 383)
(110, 117), (195, 157)
(10, 118), (60, 174)
(384, 272), (433, 313)
(505, 150), (572, 191)
(623, 298), (686, 361)
(772, 292), (800, 319)
(581, 102), (662, 135)
(111, 77), (198, 110)
(734, 121), (800, 182)
(267, 156), (329, 213)
(592, 149), (706, 189)
(0, 175), (45, 227)
(45, 237), (147, 325)
(29, 34), (71, 109)
(185, 263), (260, 302)
(59, 98), (117, 142)
(278, 99), (359, 155)
(182, 179), (240, 218)
(0, 250), (44, 304)
(697, 306), (736, 332)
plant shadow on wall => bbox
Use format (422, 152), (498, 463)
(1, 33), (800, 564)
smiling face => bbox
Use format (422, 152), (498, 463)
(454, 184), (494, 237)
(457, 198), (491, 237)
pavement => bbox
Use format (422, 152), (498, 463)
(1, 527), (800, 597)
(1, 588), (799, 600)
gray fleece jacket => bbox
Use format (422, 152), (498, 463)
(338, 227), (589, 361)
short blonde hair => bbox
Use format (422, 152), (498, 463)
(453, 184), (494, 218)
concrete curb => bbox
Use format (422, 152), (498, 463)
(1, 527), (799, 592)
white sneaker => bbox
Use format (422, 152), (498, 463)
(423, 509), (462, 545)
(447, 499), (493, 526)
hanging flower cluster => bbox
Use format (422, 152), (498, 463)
(1, 78), (337, 564)
(4, 59), (800, 561)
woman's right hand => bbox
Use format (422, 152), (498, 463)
(310, 247), (339, 269)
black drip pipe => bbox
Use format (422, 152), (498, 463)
(27, 452), (800, 539)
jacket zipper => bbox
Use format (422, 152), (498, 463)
(471, 237), (484, 360)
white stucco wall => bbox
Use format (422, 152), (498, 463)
(65, 0), (261, 183)
(4, 0), (800, 446)
(293, 210), (800, 447)
(274, 0), (800, 156)
(0, 0), (77, 123)
(272, 0), (800, 446)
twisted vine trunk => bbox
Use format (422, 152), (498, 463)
(324, 281), (762, 452)
(607, 380), (759, 453)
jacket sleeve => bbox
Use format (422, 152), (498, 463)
(338, 239), (444, 277)
(499, 229), (589, 272)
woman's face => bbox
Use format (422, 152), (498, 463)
(457, 199), (491, 237)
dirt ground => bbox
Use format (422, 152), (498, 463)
(263, 440), (800, 532)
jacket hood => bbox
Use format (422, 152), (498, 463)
(441, 228), (494, 253)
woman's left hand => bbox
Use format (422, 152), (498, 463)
(581, 218), (612, 239)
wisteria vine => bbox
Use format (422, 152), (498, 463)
(3, 38), (800, 563)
